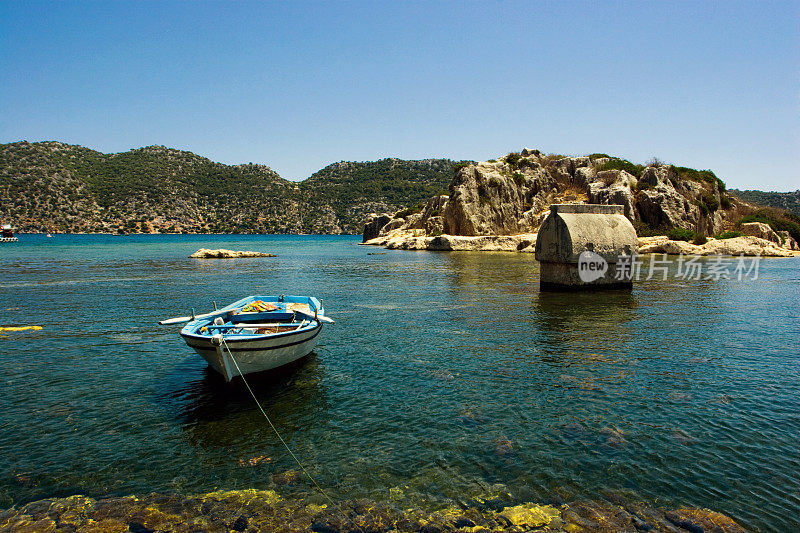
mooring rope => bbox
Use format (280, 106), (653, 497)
(219, 335), (334, 505)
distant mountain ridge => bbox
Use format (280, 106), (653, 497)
(730, 189), (800, 217)
(0, 141), (463, 233)
(0, 140), (792, 235)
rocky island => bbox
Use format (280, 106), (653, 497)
(189, 248), (276, 258)
(362, 149), (800, 256)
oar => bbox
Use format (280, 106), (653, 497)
(295, 310), (335, 324)
(160, 303), (335, 325)
(159, 307), (235, 325)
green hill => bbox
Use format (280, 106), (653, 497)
(6, 140), (791, 236)
(0, 141), (462, 234)
(300, 158), (461, 230)
(730, 189), (800, 217)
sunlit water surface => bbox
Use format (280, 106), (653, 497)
(0, 234), (798, 531)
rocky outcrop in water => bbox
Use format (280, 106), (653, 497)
(364, 149), (800, 255)
(364, 232), (797, 257)
(0, 489), (747, 533)
(362, 214), (393, 243)
(189, 248), (276, 258)
(637, 235), (796, 256)
(366, 229), (537, 252)
(366, 151), (742, 240)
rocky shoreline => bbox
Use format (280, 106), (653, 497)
(362, 230), (538, 253)
(637, 235), (797, 257)
(0, 489), (748, 532)
(362, 230), (799, 257)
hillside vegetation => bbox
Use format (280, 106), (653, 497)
(300, 158), (458, 232)
(730, 189), (800, 217)
(0, 141), (462, 234)
(1, 141), (794, 236)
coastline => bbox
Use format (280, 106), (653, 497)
(14, 232), (363, 236)
(361, 230), (800, 257)
(0, 489), (747, 532)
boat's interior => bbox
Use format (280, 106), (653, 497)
(180, 296), (323, 339)
(195, 301), (318, 337)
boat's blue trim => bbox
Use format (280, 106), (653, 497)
(179, 295), (325, 338)
(182, 321), (320, 342)
(183, 324), (322, 352)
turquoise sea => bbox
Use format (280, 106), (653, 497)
(0, 234), (798, 531)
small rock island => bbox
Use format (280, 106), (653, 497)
(189, 248), (276, 258)
(362, 149), (799, 257)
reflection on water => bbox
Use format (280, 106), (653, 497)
(532, 290), (638, 351)
(0, 235), (798, 531)
(169, 356), (322, 422)
(166, 355), (327, 451)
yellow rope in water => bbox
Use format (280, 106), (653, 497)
(219, 336), (334, 505)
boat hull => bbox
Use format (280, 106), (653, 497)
(181, 323), (322, 381)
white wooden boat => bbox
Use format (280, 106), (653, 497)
(1, 223), (17, 243)
(162, 295), (332, 381)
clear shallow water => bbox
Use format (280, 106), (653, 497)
(0, 234), (798, 531)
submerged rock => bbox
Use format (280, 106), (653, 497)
(457, 405), (488, 426)
(560, 500), (636, 532)
(238, 455), (271, 467)
(202, 488), (282, 506)
(499, 503), (561, 529)
(671, 429), (697, 446)
(311, 500), (401, 532)
(561, 422), (587, 440)
(0, 489), (750, 532)
(271, 470), (300, 486)
(599, 426), (627, 447)
(711, 394), (733, 405)
(189, 248), (276, 258)
(493, 439), (514, 457)
(666, 507), (747, 533)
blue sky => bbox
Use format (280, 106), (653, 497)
(1, 1), (797, 190)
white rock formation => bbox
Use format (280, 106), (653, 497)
(189, 248), (276, 258)
(637, 236), (795, 257)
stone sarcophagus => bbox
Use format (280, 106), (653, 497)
(535, 204), (638, 290)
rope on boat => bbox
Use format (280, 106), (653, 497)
(218, 335), (334, 505)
